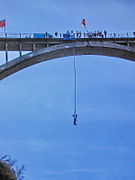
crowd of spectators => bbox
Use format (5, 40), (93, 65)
(52, 30), (135, 39)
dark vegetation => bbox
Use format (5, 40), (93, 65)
(0, 155), (25, 180)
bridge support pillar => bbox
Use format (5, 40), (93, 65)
(19, 42), (22, 57)
(33, 43), (36, 51)
(5, 42), (8, 63)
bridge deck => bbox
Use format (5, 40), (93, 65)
(0, 38), (135, 80)
(0, 38), (135, 51)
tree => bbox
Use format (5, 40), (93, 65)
(0, 155), (25, 180)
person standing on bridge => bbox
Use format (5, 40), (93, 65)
(55, 32), (58, 37)
(104, 30), (107, 38)
(78, 31), (82, 38)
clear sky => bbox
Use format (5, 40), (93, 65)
(0, 0), (135, 180)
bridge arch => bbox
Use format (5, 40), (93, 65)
(0, 41), (135, 80)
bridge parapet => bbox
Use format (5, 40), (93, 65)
(0, 31), (134, 39)
(0, 37), (135, 52)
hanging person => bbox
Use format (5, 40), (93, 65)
(72, 113), (77, 125)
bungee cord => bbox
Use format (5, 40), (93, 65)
(72, 45), (78, 125)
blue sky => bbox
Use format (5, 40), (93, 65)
(0, 0), (135, 180)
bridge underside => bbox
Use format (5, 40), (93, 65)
(0, 41), (135, 80)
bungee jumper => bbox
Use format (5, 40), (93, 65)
(72, 112), (77, 125)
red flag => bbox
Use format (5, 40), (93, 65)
(81, 19), (86, 28)
(0, 19), (6, 28)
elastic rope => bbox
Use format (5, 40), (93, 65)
(73, 45), (77, 115)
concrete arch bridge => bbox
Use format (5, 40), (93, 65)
(0, 37), (135, 80)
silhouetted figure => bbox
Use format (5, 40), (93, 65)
(113, 33), (116, 38)
(44, 32), (48, 38)
(104, 30), (107, 38)
(55, 32), (58, 37)
(72, 113), (77, 125)
(76, 31), (79, 38)
(78, 31), (82, 38)
(133, 32), (135, 38)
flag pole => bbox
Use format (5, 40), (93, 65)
(4, 19), (6, 35)
(4, 24), (6, 33)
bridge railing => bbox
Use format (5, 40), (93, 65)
(107, 32), (134, 38)
(0, 31), (134, 39)
(0, 32), (34, 38)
